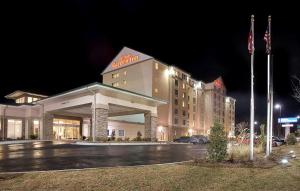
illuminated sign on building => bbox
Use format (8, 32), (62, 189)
(278, 117), (298, 123)
(282, 123), (294, 127)
(214, 78), (222, 89)
(111, 54), (139, 69)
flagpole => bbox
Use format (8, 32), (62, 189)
(250, 15), (255, 161)
(266, 15), (272, 156)
(269, 16), (273, 154)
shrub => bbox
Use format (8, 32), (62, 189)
(286, 133), (297, 145)
(207, 123), (227, 162)
(87, 136), (93, 141)
(143, 138), (151, 142)
(125, 137), (130, 142)
(117, 137), (123, 142)
(30, 134), (38, 140)
(96, 137), (108, 142)
(295, 130), (300, 137)
(82, 136), (86, 140)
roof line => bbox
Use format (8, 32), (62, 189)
(37, 82), (167, 104)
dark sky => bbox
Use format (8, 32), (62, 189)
(1, 1), (299, 123)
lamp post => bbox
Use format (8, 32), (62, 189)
(275, 104), (282, 137)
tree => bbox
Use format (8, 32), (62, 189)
(208, 123), (228, 162)
(291, 76), (300, 103)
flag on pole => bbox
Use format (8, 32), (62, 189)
(264, 26), (271, 54)
(248, 27), (254, 54)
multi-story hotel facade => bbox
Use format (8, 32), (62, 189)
(0, 47), (235, 142)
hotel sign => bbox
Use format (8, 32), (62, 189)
(278, 117), (298, 123)
(112, 54), (139, 69)
(102, 47), (153, 74)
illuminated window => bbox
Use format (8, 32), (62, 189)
(124, 71), (127, 76)
(155, 63), (159, 70)
(33, 120), (39, 136)
(182, 83), (185, 89)
(182, 101), (185, 107)
(112, 82), (119, 87)
(154, 88), (158, 93)
(182, 93), (185, 98)
(112, 73), (119, 79)
(33, 97), (39, 102)
(28, 97), (33, 103)
(16, 97), (25, 104)
(123, 80), (127, 85)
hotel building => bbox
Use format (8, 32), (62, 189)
(0, 47), (235, 142)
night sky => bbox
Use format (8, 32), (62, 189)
(1, 1), (299, 123)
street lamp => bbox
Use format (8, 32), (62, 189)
(275, 103), (282, 137)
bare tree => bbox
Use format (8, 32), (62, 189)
(291, 76), (300, 103)
(235, 122), (249, 144)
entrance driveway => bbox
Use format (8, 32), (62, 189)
(0, 141), (206, 173)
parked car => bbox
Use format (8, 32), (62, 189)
(174, 136), (191, 143)
(272, 136), (285, 147)
(190, 135), (209, 144)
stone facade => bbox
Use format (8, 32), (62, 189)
(94, 108), (108, 139)
(144, 112), (157, 141)
(44, 113), (54, 140)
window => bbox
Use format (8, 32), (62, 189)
(182, 83), (185, 89)
(175, 79), (178, 87)
(175, 99), (178, 105)
(193, 114), (195, 120)
(188, 96), (190, 101)
(188, 104), (190, 109)
(119, 130), (125, 137)
(174, 108), (178, 115)
(124, 71), (127, 76)
(33, 97), (38, 102)
(155, 62), (159, 70)
(182, 74), (187, 81)
(182, 92), (185, 98)
(112, 73), (119, 79)
(7, 119), (22, 139)
(27, 97), (33, 103)
(174, 118), (178, 124)
(33, 120), (39, 136)
(154, 88), (158, 93)
(193, 106), (196, 112)
(183, 120), (186, 126)
(112, 82), (119, 87)
(182, 101), (185, 107)
(193, 98), (196, 104)
(16, 97), (25, 104)
(175, 89), (178, 96)
(183, 110), (186, 116)
(123, 80), (127, 85)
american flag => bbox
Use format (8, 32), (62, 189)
(264, 26), (271, 54)
(248, 28), (254, 54)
